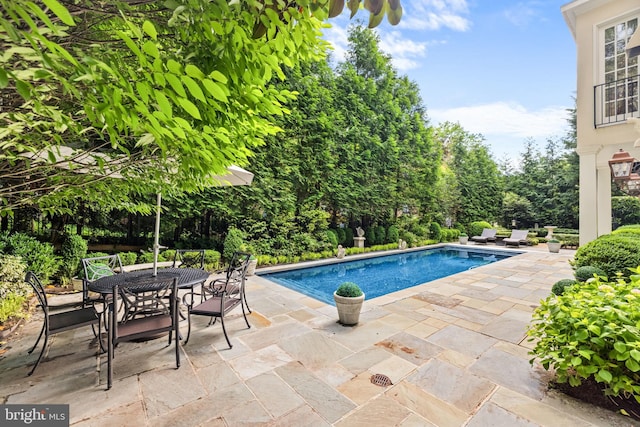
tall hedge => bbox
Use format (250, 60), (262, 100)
(612, 196), (640, 226)
(468, 221), (492, 238)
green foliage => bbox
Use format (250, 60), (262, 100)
(326, 230), (338, 248)
(335, 228), (346, 245)
(0, 292), (27, 324)
(223, 227), (245, 263)
(345, 228), (354, 247)
(528, 272), (640, 402)
(468, 221), (492, 238)
(137, 252), (167, 263)
(118, 252), (138, 266)
(204, 250), (221, 271)
(429, 222), (442, 241)
(386, 225), (399, 244)
(0, 233), (60, 284)
(574, 265), (607, 282)
(58, 234), (88, 285)
(612, 197), (640, 226)
(551, 279), (578, 296)
(0, 255), (30, 300)
(365, 228), (376, 246)
(612, 224), (640, 237)
(573, 234), (640, 279)
(401, 231), (417, 247)
(335, 282), (363, 297)
(374, 226), (386, 246)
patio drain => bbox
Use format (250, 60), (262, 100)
(370, 373), (392, 387)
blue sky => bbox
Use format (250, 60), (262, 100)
(322, 0), (576, 162)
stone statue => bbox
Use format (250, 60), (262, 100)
(356, 227), (365, 237)
(336, 245), (345, 259)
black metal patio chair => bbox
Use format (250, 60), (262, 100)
(25, 271), (99, 376)
(172, 249), (206, 270)
(107, 278), (180, 390)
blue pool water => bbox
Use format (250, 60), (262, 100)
(260, 247), (515, 305)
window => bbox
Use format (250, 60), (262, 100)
(600, 17), (638, 123)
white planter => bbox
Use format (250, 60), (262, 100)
(246, 259), (257, 276)
(547, 242), (561, 253)
(333, 292), (365, 326)
(459, 236), (468, 245)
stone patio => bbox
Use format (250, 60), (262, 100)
(0, 245), (636, 426)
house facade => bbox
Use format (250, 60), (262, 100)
(562, 0), (640, 244)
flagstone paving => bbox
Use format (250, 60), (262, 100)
(0, 244), (637, 426)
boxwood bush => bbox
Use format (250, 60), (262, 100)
(551, 278), (578, 296)
(572, 233), (640, 278)
(528, 270), (640, 402)
(574, 265), (607, 282)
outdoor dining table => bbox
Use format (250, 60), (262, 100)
(88, 267), (210, 295)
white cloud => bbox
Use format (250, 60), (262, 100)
(400, 0), (472, 31)
(378, 31), (430, 71)
(503, 2), (548, 27)
(429, 102), (569, 139)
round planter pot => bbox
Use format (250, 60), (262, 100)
(333, 292), (365, 326)
(246, 259), (257, 276)
(547, 242), (561, 253)
(459, 236), (468, 245)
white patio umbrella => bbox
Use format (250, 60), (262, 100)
(151, 165), (254, 275)
(22, 145), (254, 275)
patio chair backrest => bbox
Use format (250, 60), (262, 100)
(509, 230), (529, 241)
(81, 254), (123, 306)
(481, 228), (497, 238)
(173, 249), (205, 269)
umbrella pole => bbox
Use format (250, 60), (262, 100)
(153, 192), (161, 276)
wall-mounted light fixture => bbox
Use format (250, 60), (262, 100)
(609, 149), (640, 195)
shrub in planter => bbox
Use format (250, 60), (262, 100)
(574, 265), (607, 282)
(334, 282), (365, 325)
(572, 234), (640, 278)
(551, 279), (578, 295)
(528, 271), (640, 403)
(335, 282), (363, 297)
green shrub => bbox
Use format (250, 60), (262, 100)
(528, 271), (640, 402)
(572, 234), (640, 278)
(345, 228), (354, 247)
(0, 292), (27, 324)
(401, 231), (417, 247)
(612, 196), (640, 226)
(204, 250), (221, 271)
(58, 234), (88, 285)
(162, 250), (176, 263)
(1, 233), (60, 284)
(365, 228), (375, 246)
(137, 251), (166, 263)
(551, 279), (578, 295)
(429, 222), (442, 241)
(118, 252), (138, 266)
(223, 227), (244, 262)
(335, 282), (363, 297)
(326, 230), (338, 248)
(335, 228), (346, 245)
(468, 221), (492, 238)
(386, 225), (399, 244)
(0, 255), (30, 300)
(574, 266), (607, 282)
(374, 226), (386, 245)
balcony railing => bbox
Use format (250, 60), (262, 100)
(594, 74), (640, 127)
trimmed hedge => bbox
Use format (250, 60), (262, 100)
(572, 233), (640, 278)
(468, 221), (492, 238)
(551, 279), (578, 296)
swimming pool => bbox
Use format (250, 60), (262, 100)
(259, 246), (517, 305)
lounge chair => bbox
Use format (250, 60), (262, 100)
(504, 230), (529, 247)
(470, 228), (497, 244)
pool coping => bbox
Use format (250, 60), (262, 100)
(255, 243), (525, 275)
(255, 243), (527, 306)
